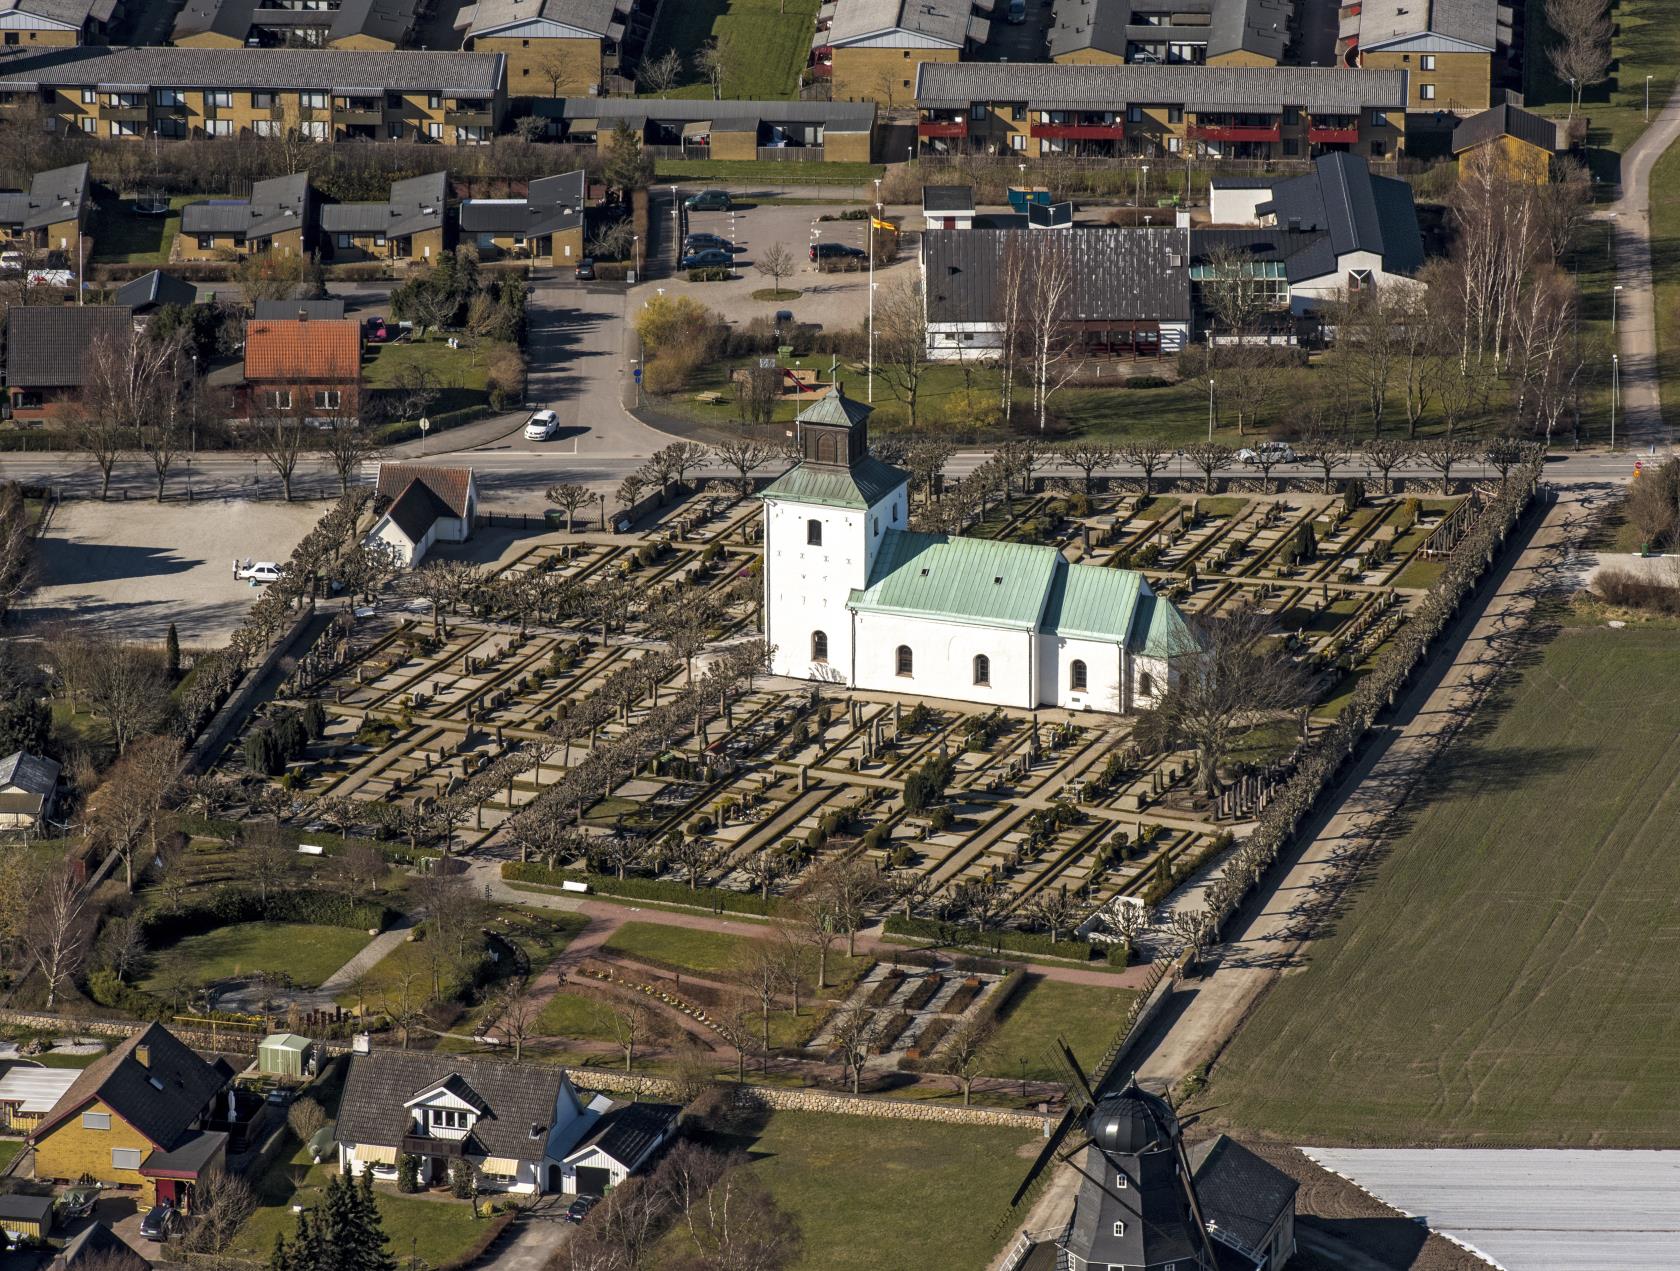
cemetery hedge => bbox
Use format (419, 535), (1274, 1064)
(502, 862), (779, 916)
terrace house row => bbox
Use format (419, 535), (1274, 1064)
(816, 0), (993, 105)
(0, 46), (506, 142)
(0, 160), (88, 254)
(459, 0), (654, 98)
(171, 0), (418, 51)
(175, 170), (452, 261)
(541, 96), (877, 163)
(1047, 0), (1296, 67)
(914, 61), (1407, 159)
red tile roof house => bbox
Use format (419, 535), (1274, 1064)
(241, 313), (362, 423)
(369, 462), (479, 567)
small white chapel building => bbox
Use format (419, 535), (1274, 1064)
(759, 389), (1194, 714)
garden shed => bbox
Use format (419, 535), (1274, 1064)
(258, 1033), (312, 1079)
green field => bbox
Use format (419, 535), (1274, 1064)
(602, 920), (873, 992)
(1204, 622), (1680, 1146)
(642, 0), (821, 100)
(985, 977), (1136, 1083)
(142, 922), (370, 993)
(690, 1109), (1035, 1270)
(90, 194), (193, 265)
(1523, 0), (1680, 164)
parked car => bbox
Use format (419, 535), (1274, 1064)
(140, 1204), (180, 1242)
(774, 309), (795, 327)
(566, 1195), (601, 1224)
(0, 252), (20, 274)
(1236, 442), (1296, 466)
(363, 315), (390, 342)
(809, 242), (865, 263)
(683, 233), (734, 252)
(524, 408), (559, 440)
(235, 560), (284, 584)
(681, 248), (733, 269)
(1007, 0), (1027, 21)
(684, 189), (733, 211)
(574, 257), (596, 281)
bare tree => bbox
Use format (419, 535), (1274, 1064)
(1546, 0), (1612, 118)
(740, 938), (788, 1058)
(996, 235), (1030, 422)
(874, 276), (931, 427)
(1030, 886), (1082, 944)
(940, 1020), (996, 1106)
(1058, 442), (1117, 497)
(86, 643), (170, 756)
(319, 409), (380, 495)
(905, 437), (955, 508)
(602, 993), (653, 1072)
(86, 734), (179, 888)
(546, 482), (593, 533)
(676, 1154), (804, 1270)
(637, 48), (682, 96)
(1362, 437), (1412, 496)
(1336, 289), (1402, 435)
(491, 979), (540, 1060)
(808, 858), (883, 958)
(827, 1002), (871, 1095)
(1023, 244), (1085, 432)
(247, 386), (315, 501)
(379, 969), (430, 1048)
(694, 36), (730, 98)
(713, 437), (771, 497)
(1119, 438), (1173, 495)
(1300, 418), (1354, 494)
(25, 862), (89, 1010)
(179, 1167), (255, 1256)
(1417, 434), (1479, 494)
(245, 823), (295, 904)
(753, 243), (796, 294)
(1182, 442), (1234, 494)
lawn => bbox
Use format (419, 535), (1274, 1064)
(0, 1140), (20, 1172)
(1204, 622), (1680, 1146)
(141, 922), (371, 993)
(1649, 146), (1680, 424)
(690, 1109), (1037, 1271)
(90, 194), (194, 265)
(363, 336), (511, 415)
(984, 977), (1137, 1083)
(641, 0), (821, 100)
(601, 921), (874, 994)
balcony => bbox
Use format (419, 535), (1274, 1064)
(334, 108), (384, 126)
(1031, 122), (1124, 140)
(917, 118), (968, 138)
(1307, 125), (1361, 144)
(401, 1134), (467, 1158)
(446, 109), (493, 126)
(99, 105), (150, 122)
(1188, 123), (1282, 143)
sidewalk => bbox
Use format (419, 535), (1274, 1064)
(1127, 486), (1592, 1088)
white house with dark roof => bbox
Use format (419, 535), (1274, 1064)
(761, 389), (1192, 714)
(0, 750), (59, 830)
(368, 462), (478, 568)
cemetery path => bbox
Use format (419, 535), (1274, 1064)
(471, 857), (1157, 988)
(1123, 486), (1590, 1090)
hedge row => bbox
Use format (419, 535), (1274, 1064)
(141, 888), (394, 948)
(883, 915), (1099, 962)
(375, 403), (495, 445)
(501, 862), (777, 917)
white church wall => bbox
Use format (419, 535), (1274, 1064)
(852, 612), (1036, 708)
(1041, 636), (1125, 713)
(763, 500), (868, 683)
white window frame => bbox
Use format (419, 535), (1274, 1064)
(314, 389), (341, 409)
(112, 1148), (142, 1170)
(82, 1111), (111, 1130)
(1112, 1220), (1126, 1237)
(80, 88), (95, 104)
(268, 389), (293, 410)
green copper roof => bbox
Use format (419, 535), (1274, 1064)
(849, 530), (1061, 629)
(1131, 591), (1199, 657)
(759, 455), (907, 510)
(1043, 562), (1144, 644)
(796, 387), (872, 428)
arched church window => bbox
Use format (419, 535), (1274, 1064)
(973, 654), (990, 685)
(1070, 659), (1088, 691)
(811, 631), (828, 663)
(895, 645), (913, 677)
(807, 518), (822, 546)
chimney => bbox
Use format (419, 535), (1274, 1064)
(298, 309), (308, 323)
(135, 1044), (150, 1069)
(353, 1032), (372, 1054)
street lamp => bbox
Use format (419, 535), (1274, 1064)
(1612, 283), (1624, 336)
(1647, 75), (1654, 122)
(1207, 374), (1215, 441)
(631, 233), (640, 282)
(1141, 162), (1150, 207)
(1611, 352), (1619, 449)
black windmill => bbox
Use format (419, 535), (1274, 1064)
(1014, 1040), (1219, 1271)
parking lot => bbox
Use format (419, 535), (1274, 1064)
(658, 196), (918, 331)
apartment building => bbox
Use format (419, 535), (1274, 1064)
(1049, 0), (1295, 67)
(1339, 0), (1507, 116)
(172, 0), (417, 50)
(817, 0), (993, 106)
(319, 170), (447, 262)
(0, 160), (88, 252)
(915, 62), (1407, 160)
(0, 46), (506, 143)
(0, 0), (121, 48)
(178, 170), (311, 259)
(460, 0), (650, 97)
(543, 95), (876, 162)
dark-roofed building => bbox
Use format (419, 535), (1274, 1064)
(542, 95), (876, 163)
(914, 61), (1408, 160)
(30, 1023), (234, 1212)
(336, 1050), (601, 1194)
(0, 749), (60, 830)
(49, 1222), (150, 1271)
(761, 388), (1192, 711)
(0, 162), (88, 254)
(819, 0), (991, 104)
(180, 171), (312, 261)
(1452, 99), (1563, 181)
(172, 0), (416, 50)
(242, 314), (362, 420)
(921, 225), (1191, 360)
(922, 184), (974, 229)
(369, 461), (478, 567)
(0, 0), (120, 45)
(1341, 0), (1507, 116)
(115, 269), (198, 315)
(0, 1192), (54, 1243)
(1187, 1136), (1299, 1268)
(460, 0), (648, 98)
(560, 1100), (679, 1196)
(460, 169), (586, 267)
(0, 46), (507, 145)
(1048, 0), (1294, 67)
(320, 171), (447, 263)
(253, 297), (346, 321)
(4, 303), (131, 421)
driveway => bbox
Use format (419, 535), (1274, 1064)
(494, 1196), (573, 1270)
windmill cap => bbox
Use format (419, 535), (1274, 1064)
(1087, 1080), (1179, 1155)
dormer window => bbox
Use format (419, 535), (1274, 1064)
(1112, 1220), (1126, 1237)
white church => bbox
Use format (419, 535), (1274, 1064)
(759, 389), (1194, 714)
